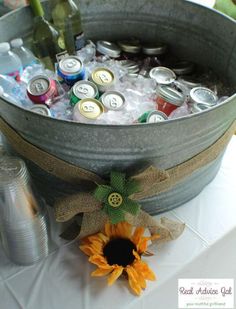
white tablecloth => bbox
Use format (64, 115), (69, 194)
(1, 136), (236, 309)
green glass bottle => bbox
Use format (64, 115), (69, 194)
(49, 0), (85, 54)
(30, 0), (62, 70)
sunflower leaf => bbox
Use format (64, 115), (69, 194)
(126, 179), (140, 196)
(110, 171), (126, 193)
(108, 207), (125, 224)
(120, 199), (140, 216)
(94, 185), (113, 202)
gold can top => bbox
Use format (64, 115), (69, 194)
(77, 98), (104, 120)
(91, 67), (115, 86)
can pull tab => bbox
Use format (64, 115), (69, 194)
(109, 97), (118, 108)
(99, 72), (109, 83)
(82, 103), (95, 113)
(78, 86), (89, 95)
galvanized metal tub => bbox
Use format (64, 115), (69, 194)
(1, 0), (236, 214)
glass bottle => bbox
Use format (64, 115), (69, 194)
(30, 0), (62, 70)
(50, 0), (85, 54)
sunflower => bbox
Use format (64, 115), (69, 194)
(80, 221), (159, 296)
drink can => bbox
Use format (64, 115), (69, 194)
(142, 43), (167, 56)
(138, 110), (168, 123)
(100, 91), (126, 111)
(156, 85), (185, 116)
(190, 87), (218, 107)
(90, 67), (115, 93)
(73, 98), (104, 122)
(118, 39), (141, 54)
(27, 75), (58, 105)
(30, 104), (52, 117)
(57, 56), (85, 86)
(150, 67), (176, 85)
(70, 80), (99, 106)
(171, 61), (195, 75)
(96, 40), (121, 58)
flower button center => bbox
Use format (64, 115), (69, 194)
(108, 192), (123, 208)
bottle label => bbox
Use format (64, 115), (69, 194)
(74, 32), (85, 51)
(8, 70), (22, 82)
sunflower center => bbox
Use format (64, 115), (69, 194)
(103, 238), (136, 267)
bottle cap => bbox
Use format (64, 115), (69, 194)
(0, 42), (10, 53)
(10, 38), (23, 48)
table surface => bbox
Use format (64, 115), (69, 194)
(0, 135), (236, 309)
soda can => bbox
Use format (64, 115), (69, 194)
(57, 56), (85, 86)
(118, 39), (141, 54)
(96, 40), (121, 58)
(70, 80), (99, 106)
(73, 98), (104, 122)
(142, 43), (167, 56)
(90, 67), (115, 93)
(27, 75), (58, 105)
(190, 87), (218, 107)
(171, 61), (195, 76)
(30, 104), (52, 117)
(138, 110), (168, 123)
(156, 85), (185, 116)
(149, 67), (176, 85)
(100, 91), (126, 111)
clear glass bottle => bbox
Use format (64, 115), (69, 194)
(50, 0), (85, 54)
(30, 0), (62, 70)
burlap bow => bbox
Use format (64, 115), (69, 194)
(54, 167), (186, 242)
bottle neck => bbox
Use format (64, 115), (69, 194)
(30, 0), (44, 17)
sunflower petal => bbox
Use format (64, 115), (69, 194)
(91, 268), (113, 277)
(133, 250), (141, 261)
(134, 260), (156, 281)
(87, 232), (109, 245)
(126, 266), (142, 296)
(131, 227), (145, 246)
(89, 255), (111, 269)
(104, 222), (112, 237)
(94, 185), (113, 202)
(120, 198), (140, 216)
(80, 244), (97, 256)
(110, 171), (126, 193)
(107, 266), (124, 286)
(108, 207), (125, 224)
(137, 238), (150, 254)
(113, 222), (132, 238)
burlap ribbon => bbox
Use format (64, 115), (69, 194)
(1, 117), (236, 242)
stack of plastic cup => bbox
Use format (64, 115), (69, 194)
(0, 157), (49, 265)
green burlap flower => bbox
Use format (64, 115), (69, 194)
(94, 171), (141, 224)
